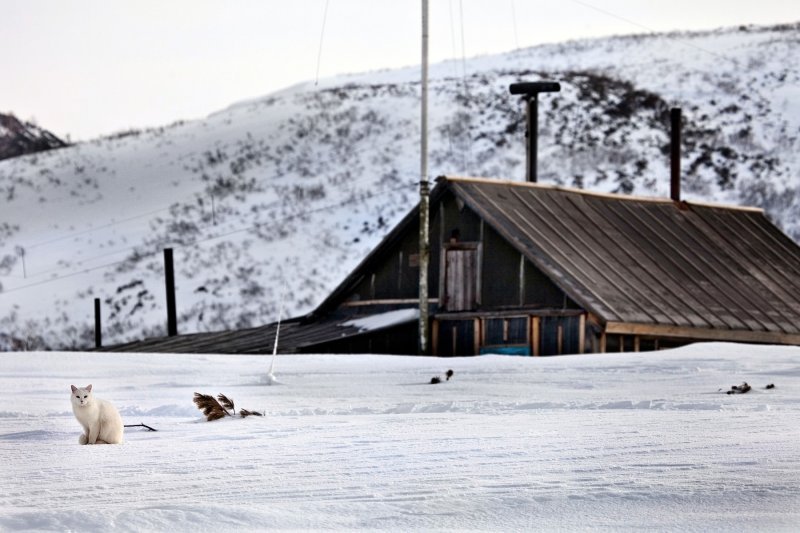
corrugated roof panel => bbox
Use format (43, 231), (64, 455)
(566, 193), (717, 329)
(617, 201), (760, 330)
(671, 207), (799, 333)
(523, 188), (687, 326)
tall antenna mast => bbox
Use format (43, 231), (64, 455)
(418, 0), (431, 354)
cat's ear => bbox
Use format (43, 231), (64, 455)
(86, 384), (92, 392)
(71, 385), (77, 393)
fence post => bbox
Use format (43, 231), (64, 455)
(94, 298), (102, 348)
(15, 246), (26, 278)
(164, 248), (178, 337)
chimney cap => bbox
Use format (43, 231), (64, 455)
(509, 82), (561, 95)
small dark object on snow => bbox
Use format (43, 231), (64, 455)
(194, 392), (263, 421)
(217, 393), (235, 413)
(766, 383), (775, 389)
(726, 382), (751, 395)
(124, 423), (157, 431)
(430, 369), (454, 384)
(193, 392), (230, 420)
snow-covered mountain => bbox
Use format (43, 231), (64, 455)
(1, 22), (798, 350)
(0, 113), (68, 161)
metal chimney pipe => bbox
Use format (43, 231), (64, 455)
(670, 107), (681, 202)
(526, 95), (539, 183)
(509, 82), (561, 183)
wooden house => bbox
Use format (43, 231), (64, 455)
(306, 175), (800, 355)
(107, 174), (800, 356)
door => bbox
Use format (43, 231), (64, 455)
(443, 244), (480, 312)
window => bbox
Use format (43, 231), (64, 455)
(481, 317), (531, 355)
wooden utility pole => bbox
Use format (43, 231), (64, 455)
(418, 0), (431, 354)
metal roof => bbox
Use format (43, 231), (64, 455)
(101, 318), (348, 354)
(445, 176), (800, 339)
(102, 311), (420, 354)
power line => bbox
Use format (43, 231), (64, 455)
(510, 0), (520, 50)
(10, 135), (425, 257)
(315, 0), (332, 85)
(188, 181), (415, 249)
(454, 0), (474, 174)
(22, 240), (150, 279)
(448, 0), (458, 75)
(0, 257), (143, 295)
(566, 0), (733, 63)
(458, 0), (469, 86)
(4, 153), (425, 281)
(569, 0), (657, 33)
(0, 180), (417, 297)
(24, 204), (174, 250)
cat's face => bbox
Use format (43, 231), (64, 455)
(70, 384), (93, 407)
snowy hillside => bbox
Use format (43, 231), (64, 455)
(1, 22), (799, 350)
(0, 343), (798, 530)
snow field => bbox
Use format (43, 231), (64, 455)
(0, 342), (798, 530)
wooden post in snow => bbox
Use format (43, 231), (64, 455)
(94, 298), (102, 348)
(164, 248), (178, 337)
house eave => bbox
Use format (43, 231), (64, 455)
(605, 321), (800, 346)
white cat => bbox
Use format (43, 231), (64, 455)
(70, 384), (124, 445)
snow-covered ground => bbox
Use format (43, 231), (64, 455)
(0, 343), (798, 531)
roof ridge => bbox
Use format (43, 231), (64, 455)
(438, 175), (763, 213)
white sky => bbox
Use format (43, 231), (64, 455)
(2, 0), (797, 141)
